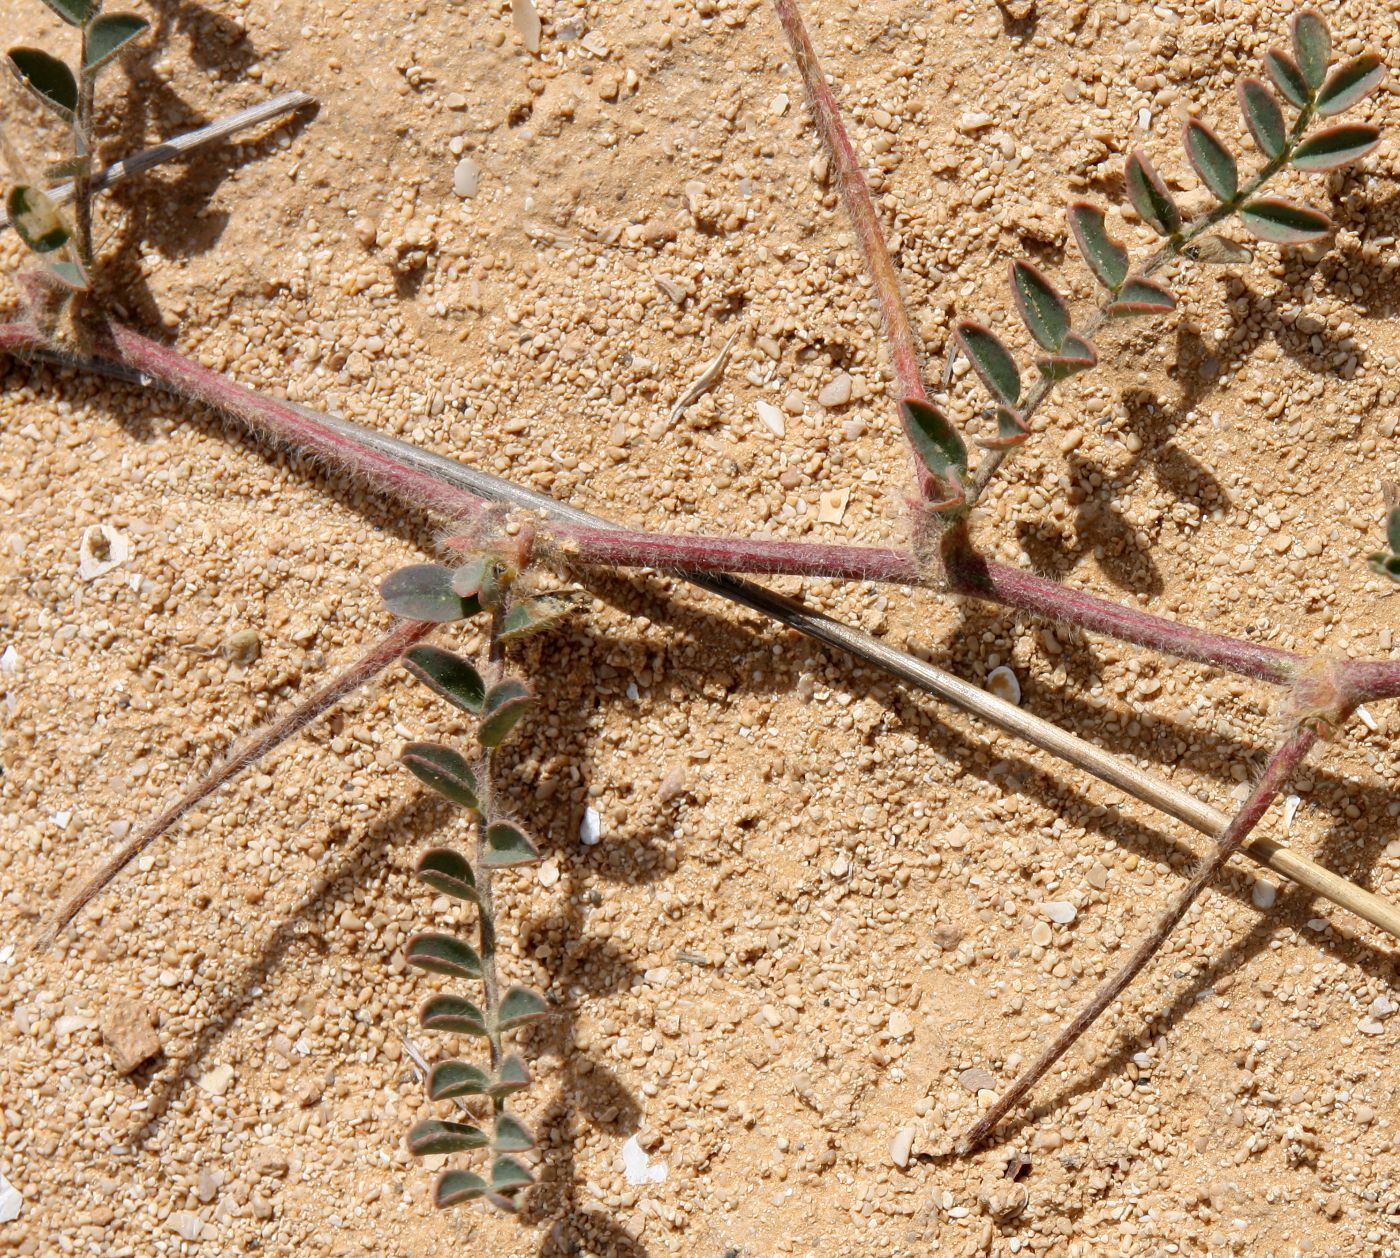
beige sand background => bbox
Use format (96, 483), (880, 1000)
(3, 0), (1400, 1254)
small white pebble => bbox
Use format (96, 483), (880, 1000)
(1030, 921), (1052, 948)
(0, 645), (17, 675)
(888, 1010), (914, 1039)
(1251, 880), (1278, 910)
(453, 158), (481, 198)
(817, 373), (852, 408)
(1283, 794), (1301, 830)
(1369, 994), (1396, 1020)
(537, 859), (560, 888)
(580, 806), (601, 846)
(1357, 705), (1378, 732)
(198, 1064), (234, 1097)
(626, 681), (640, 701)
(830, 853), (850, 878)
(1042, 901), (1077, 925)
(889, 1124), (916, 1169)
(1359, 1017), (1386, 1036)
(985, 665), (1021, 706)
(755, 399), (786, 437)
(959, 1067), (996, 1093)
(622, 1134), (667, 1185)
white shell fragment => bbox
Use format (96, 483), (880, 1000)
(78, 524), (130, 581)
(889, 1124), (916, 1169)
(985, 666), (1021, 706)
(0, 1170), (20, 1223)
(1357, 705), (1379, 732)
(1283, 794), (1301, 831)
(580, 806), (601, 847)
(622, 1135), (667, 1185)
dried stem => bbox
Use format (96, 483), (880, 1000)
(770, 0), (941, 500)
(477, 605), (507, 1085)
(38, 618), (435, 946)
(958, 725), (1320, 1152)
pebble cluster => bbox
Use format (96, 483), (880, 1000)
(1, 0), (1399, 1255)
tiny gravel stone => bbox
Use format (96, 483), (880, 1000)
(196, 1167), (222, 1204)
(817, 488), (850, 524)
(78, 523), (129, 581)
(1042, 901), (1077, 925)
(959, 1067), (997, 1093)
(985, 665), (1021, 706)
(1251, 879), (1278, 909)
(443, 92), (467, 110)
(829, 853), (850, 878)
(1369, 995), (1396, 1019)
(817, 373), (852, 408)
(168, 1211), (203, 1241)
(888, 1010), (913, 1039)
(453, 158), (481, 198)
(221, 627), (261, 665)
(580, 806), (601, 846)
(1359, 1018), (1385, 1035)
(1030, 921), (1052, 948)
(889, 1124), (916, 1169)
(101, 998), (161, 1075)
(537, 858), (560, 887)
(0, 1171), (20, 1223)
(931, 922), (964, 950)
(656, 766), (687, 802)
(782, 388), (806, 416)
(755, 399), (786, 437)
(255, 1148), (289, 1178)
(198, 1064), (234, 1097)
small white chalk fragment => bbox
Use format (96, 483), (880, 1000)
(198, 1064), (234, 1097)
(1137, 106), (1152, 130)
(580, 806), (601, 846)
(537, 859), (560, 888)
(1251, 879), (1277, 910)
(1283, 794), (1301, 830)
(985, 666), (1021, 706)
(1357, 705), (1379, 732)
(1370, 994), (1397, 1019)
(817, 488), (850, 525)
(0, 1170), (21, 1222)
(0, 645), (17, 675)
(1042, 901), (1077, 925)
(755, 399), (786, 437)
(622, 1135), (667, 1185)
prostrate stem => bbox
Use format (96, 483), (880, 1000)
(39, 618), (436, 945)
(958, 725), (1320, 1153)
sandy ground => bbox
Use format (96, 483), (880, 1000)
(3, 0), (1400, 1254)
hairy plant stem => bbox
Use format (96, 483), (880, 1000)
(39, 617), (436, 945)
(6, 320), (1400, 942)
(968, 104), (1318, 502)
(477, 606), (507, 1092)
(958, 725), (1319, 1153)
(769, 0), (940, 501)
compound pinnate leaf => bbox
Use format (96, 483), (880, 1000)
(35, 0), (93, 25)
(1239, 197), (1332, 244)
(479, 678), (533, 748)
(427, 1059), (491, 1100)
(1182, 235), (1254, 266)
(899, 398), (967, 505)
(406, 1118), (489, 1156)
(1107, 278), (1176, 318)
(421, 993), (490, 1036)
(493, 1113), (535, 1153)
(496, 985), (548, 1032)
(955, 321), (1021, 408)
(1182, 119), (1238, 203)
(1291, 124), (1381, 172)
(491, 1054), (532, 1097)
(1009, 261), (1070, 352)
(415, 847), (478, 902)
(84, 14), (150, 72)
(404, 644), (485, 714)
(406, 932), (482, 980)
(1265, 47), (1311, 109)
(1291, 9), (1330, 92)
(975, 408), (1029, 452)
(1317, 54), (1386, 117)
(401, 742), (479, 810)
(483, 820), (541, 868)
(6, 186), (70, 254)
(381, 564), (481, 622)
(1035, 331), (1097, 382)
(1068, 201), (1128, 292)
(7, 48), (77, 118)
(1237, 78), (1286, 159)
(499, 592), (581, 642)
(1124, 149), (1181, 237)
(434, 1169), (488, 1209)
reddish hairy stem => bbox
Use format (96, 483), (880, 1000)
(959, 724), (1320, 1152)
(770, 0), (940, 499)
(39, 618), (436, 945)
(560, 525), (919, 584)
(945, 547), (1302, 686)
